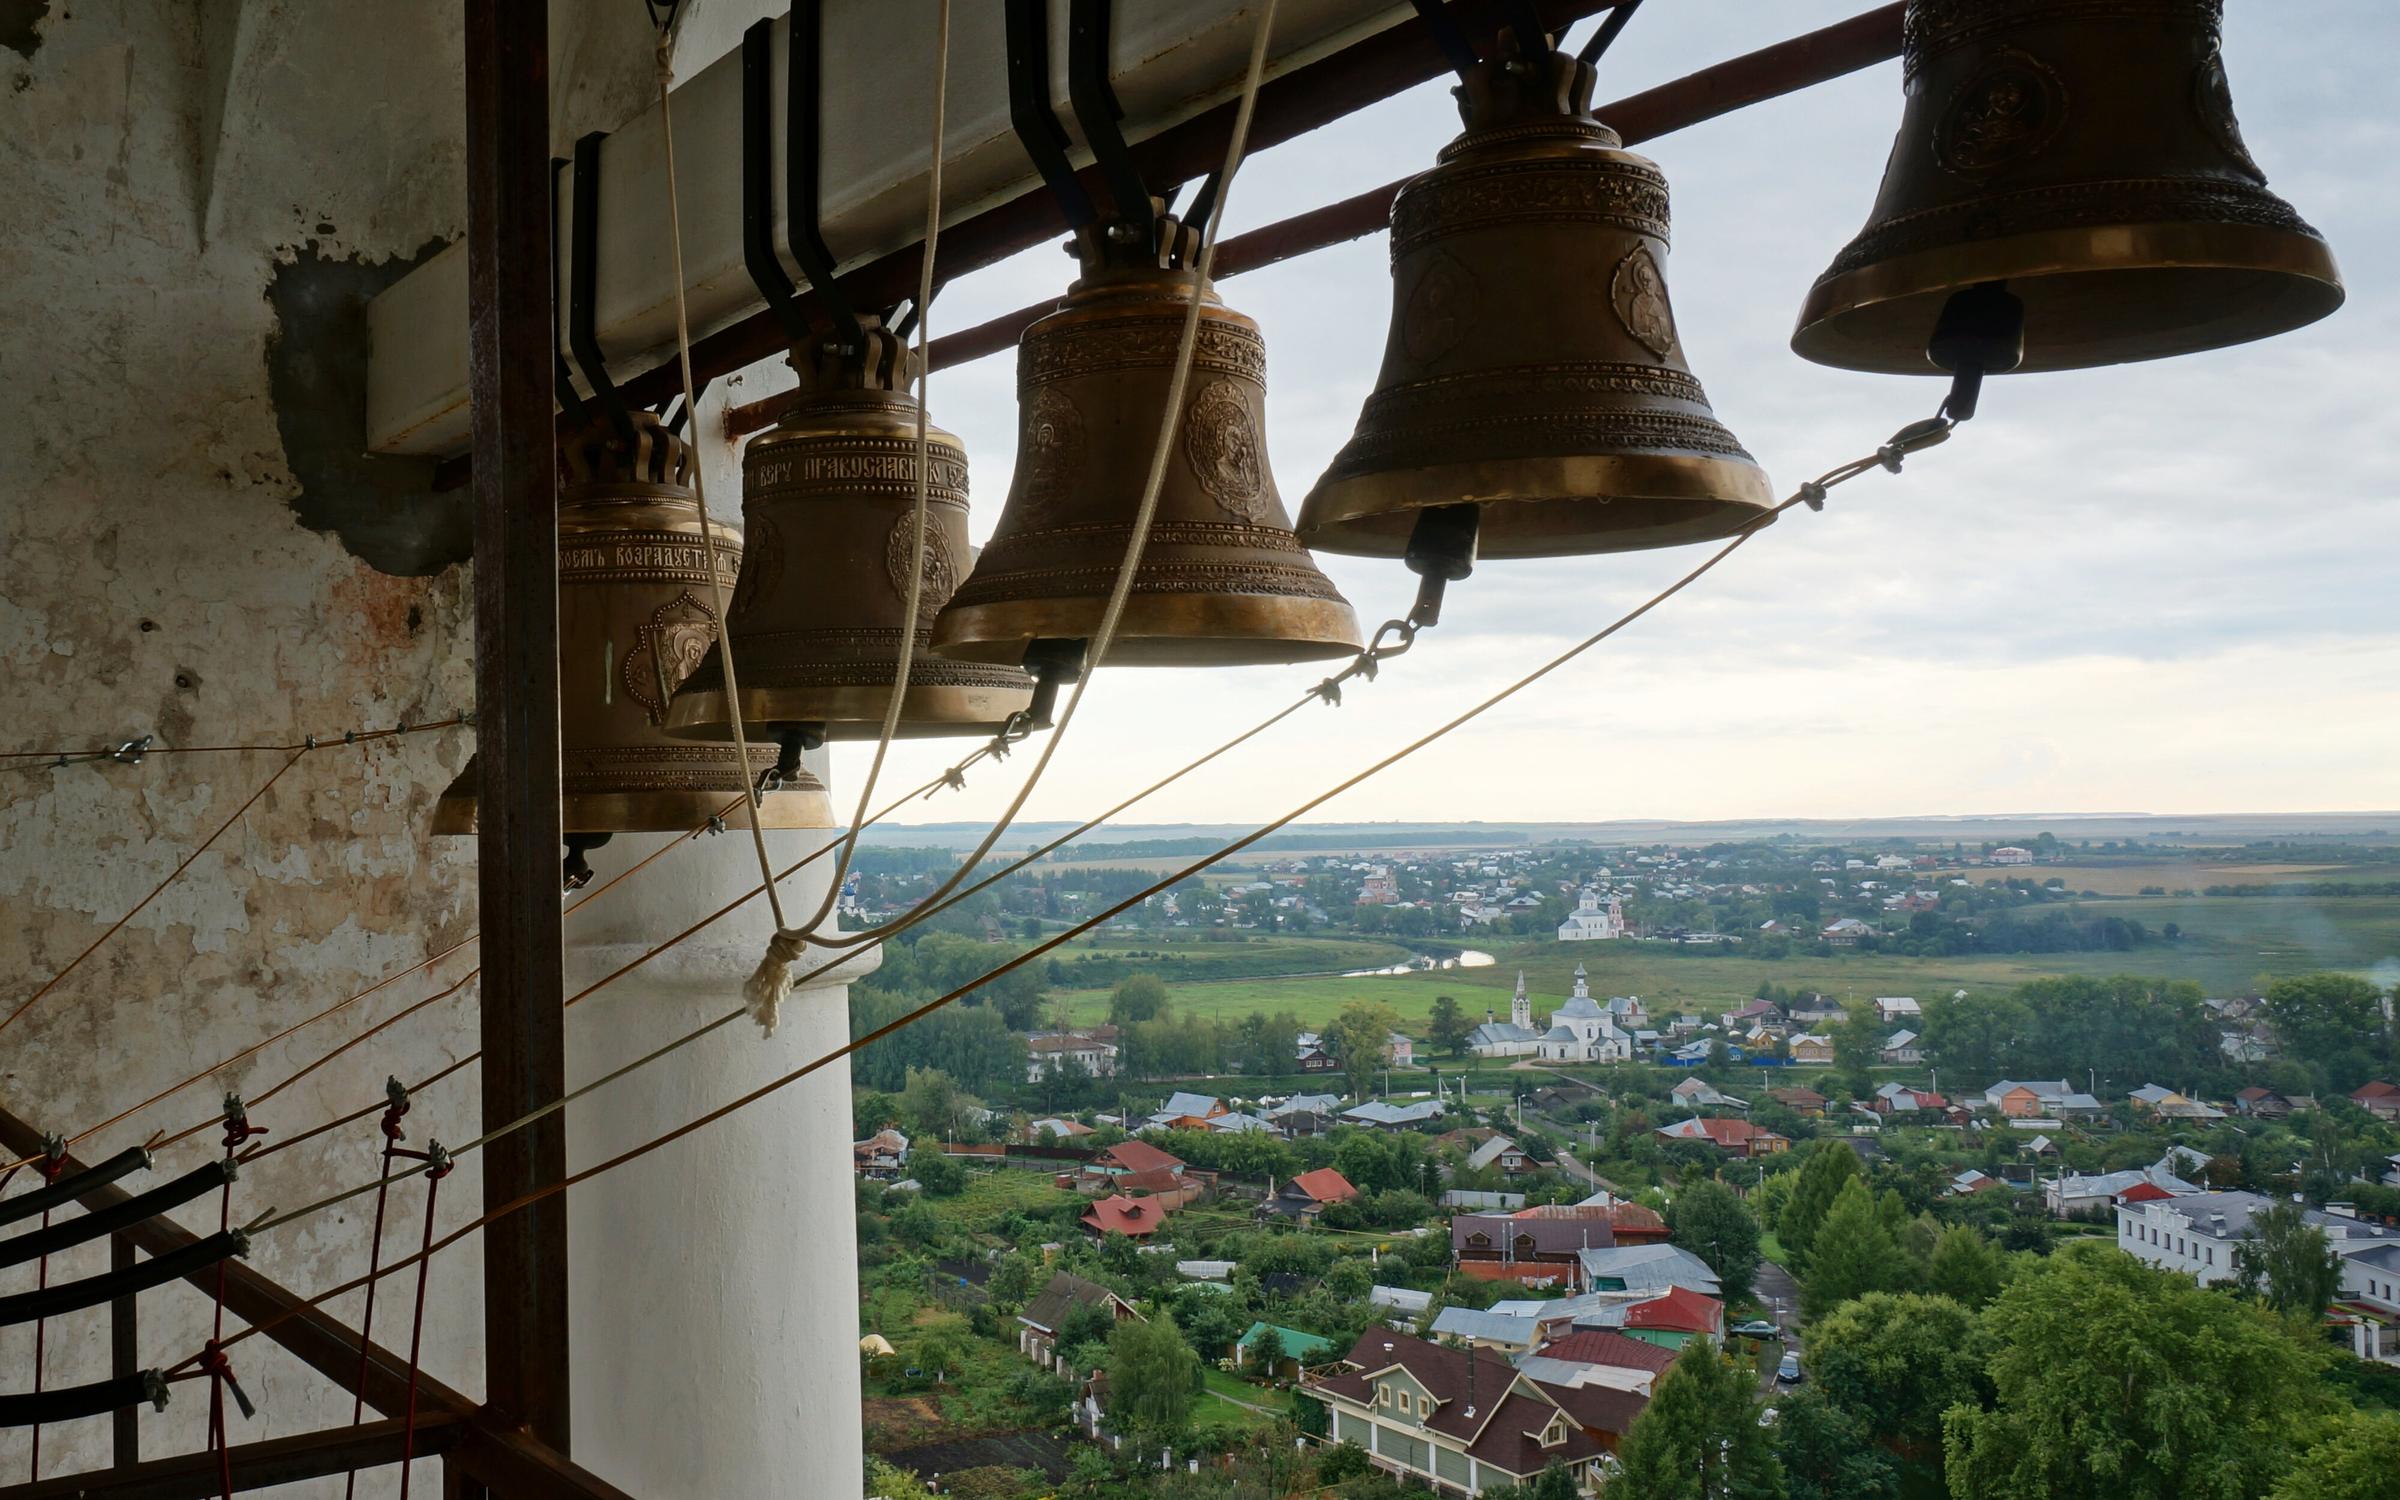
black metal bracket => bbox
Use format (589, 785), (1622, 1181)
(1411, 0), (1481, 80)
(1577, 0), (1646, 66)
(0, 1159), (235, 1272)
(1006, 0), (1097, 231)
(0, 1146), (151, 1230)
(550, 157), (590, 431)
(1066, 0), (1156, 258)
(742, 19), (811, 348)
(1501, 0), (1551, 57)
(788, 0), (865, 352)
(568, 131), (635, 440)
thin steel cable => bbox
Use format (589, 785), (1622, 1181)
(0, 749), (308, 1039)
(0, 717), (466, 766)
(657, 35), (789, 935)
(190, 418), (1951, 1329)
(187, 500), (1824, 1371)
(794, 0), (1286, 959)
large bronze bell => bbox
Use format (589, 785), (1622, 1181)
(665, 323), (1037, 742)
(929, 233), (1364, 668)
(1297, 47), (1774, 561)
(1793, 0), (2343, 373)
(433, 412), (832, 842)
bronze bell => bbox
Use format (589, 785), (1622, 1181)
(1793, 0), (2343, 374)
(1297, 47), (1774, 561)
(665, 322), (1037, 742)
(433, 412), (833, 842)
(929, 224), (1364, 668)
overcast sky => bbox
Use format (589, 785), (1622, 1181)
(804, 0), (2397, 830)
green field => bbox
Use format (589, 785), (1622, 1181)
(1046, 896), (2399, 1028)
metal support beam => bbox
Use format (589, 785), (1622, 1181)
(2, 1416), (462, 1500)
(722, 0), (1907, 440)
(463, 0), (571, 1462)
(110, 1235), (138, 1466)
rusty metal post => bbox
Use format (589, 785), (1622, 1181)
(463, 0), (570, 1458)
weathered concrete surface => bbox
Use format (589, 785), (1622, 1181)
(0, 3), (820, 1490)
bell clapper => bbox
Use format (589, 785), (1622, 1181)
(1401, 503), (1482, 629)
(1927, 281), (2027, 424)
(758, 724), (826, 796)
(1020, 640), (1089, 731)
(561, 832), (615, 893)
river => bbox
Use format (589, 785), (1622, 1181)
(1340, 949), (1495, 977)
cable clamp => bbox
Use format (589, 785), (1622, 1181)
(1797, 480), (1829, 513)
(422, 1141), (454, 1181)
(111, 736), (152, 765)
(1312, 678), (1343, 708)
(304, 735), (318, 751)
(380, 1077), (413, 1143)
(941, 766), (968, 792)
(142, 1369), (171, 1412)
(343, 730), (356, 746)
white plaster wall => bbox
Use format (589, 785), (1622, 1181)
(0, 2), (854, 1490)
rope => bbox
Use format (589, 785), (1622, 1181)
(0, 716), (466, 767)
(395, 1148), (450, 1500)
(743, 0), (1289, 1022)
(340, 1086), (410, 1500)
(655, 30), (789, 939)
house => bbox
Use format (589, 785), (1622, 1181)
(1268, 1093), (1343, 1137)
(1874, 996), (1922, 1024)
(1521, 1330), (1679, 1397)
(1720, 998), (1784, 1033)
(1653, 1117), (1789, 1158)
(1983, 1079), (2104, 1119)
(1176, 1259), (1236, 1282)
(1386, 1032), (1416, 1068)
(1515, 1200), (1671, 1246)
(1430, 1306), (1549, 1355)
(1024, 1029), (1120, 1081)
(1017, 1272), (1141, 1369)
(1619, 1286), (1724, 1348)
(1206, 1112), (1279, 1135)
(1948, 1169), (2004, 1196)
(1766, 1086), (1828, 1118)
(2336, 1243), (2400, 1367)
(1574, 1244), (1721, 1300)
(1873, 1082), (1946, 1115)
(1467, 1135), (1535, 1176)
(1358, 866), (1402, 905)
(1453, 1213), (1619, 1283)
(1342, 1099), (1447, 1130)
(1305, 1330), (1640, 1494)
(1557, 888), (1626, 942)
(2118, 1189), (2400, 1336)
(1144, 1091), (1229, 1130)
(1081, 1139), (1186, 1189)
(1668, 1077), (1745, 1111)
(852, 1128), (909, 1179)
(2352, 1081), (2400, 1121)
(1081, 1193), (1167, 1238)
(1786, 1034), (1835, 1066)
(1880, 1029), (1923, 1065)
(1989, 846), (2033, 865)
(1443, 1189), (1529, 1212)
(2234, 1086), (2298, 1120)
(1297, 1046), (1340, 1073)
(1821, 918), (1871, 946)
(2046, 1163), (2199, 1219)
(2129, 1083), (2224, 1121)
(1537, 967), (1634, 1063)
(1234, 1321), (1337, 1380)
(1029, 1117), (1092, 1141)
(1371, 1285), (1434, 1319)
(1467, 972), (1545, 1059)
(1266, 1167), (1360, 1222)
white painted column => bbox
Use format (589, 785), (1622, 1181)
(561, 815), (870, 1498)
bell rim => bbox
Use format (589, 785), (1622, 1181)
(429, 785), (836, 836)
(1298, 452), (1778, 560)
(1792, 219), (2345, 374)
(660, 682), (1035, 742)
(929, 594), (1365, 668)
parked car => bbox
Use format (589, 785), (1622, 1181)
(1776, 1353), (1803, 1385)
(1731, 1320), (1782, 1339)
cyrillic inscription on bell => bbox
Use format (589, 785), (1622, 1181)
(1792, 0), (2343, 373)
(929, 248), (1363, 669)
(664, 323), (1036, 742)
(1298, 46), (1775, 560)
(433, 412), (832, 835)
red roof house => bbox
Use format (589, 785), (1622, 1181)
(1288, 1167), (1359, 1205)
(1624, 1286), (1724, 1337)
(1536, 1330), (1680, 1378)
(2116, 1180), (2177, 1205)
(1654, 1117), (1790, 1158)
(1081, 1194), (1165, 1238)
(2352, 1081), (2400, 1120)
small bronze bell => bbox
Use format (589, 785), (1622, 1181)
(1297, 46), (1774, 561)
(929, 219), (1363, 668)
(433, 413), (833, 844)
(1793, 0), (2343, 373)
(665, 322), (1038, 742)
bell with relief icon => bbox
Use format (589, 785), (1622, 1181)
(665, 320), (1037, 744)
(433, 412), (832, 844)
(1792, 0), (2342, 374)
(929, 210), (1363, 668)
(1297, 42), (1774, 561)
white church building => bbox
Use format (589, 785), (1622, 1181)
(1557, 888), (1626, 942)
(1467, 972), (1545, 1058)
(1536, 966), (1634, 1064)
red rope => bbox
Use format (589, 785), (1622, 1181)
(342, 1088), (411, 1500)
(205, 1102), (265, 1497)
(397, 1151), (451, 1500)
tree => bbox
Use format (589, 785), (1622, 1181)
(1922, 1225), (2009, 1310)
(1245, 1324), (1286, 1377)
(1428, 994), (1472, 1058)
(1833, 1005), (1883, 1095)
(1775, 1390), (1899, 1500)
(1109, 972), (1172, 1027)
(2262, 973), (2392, 1088)
(1107, 1310), (1200, 1441)
(1800, 1179), (1897, 1320)
(1779, 1141), (1863, 1270)
(1316, 1442), (1370, 1484)
(898, 1066), (980, 1143)
(1669, 1178), (1763, 1305)
(1944, 1243), (2331, 1500)
(2270, 1411), (2400, 1500)
(910, 1150), (966, 1197)
(1608, 1340), (1781, 1500)
(1326, 1001), (1405, 1101)
(2234, 1199), (2344, 1321)
(1803, 1291), (1985, 1457)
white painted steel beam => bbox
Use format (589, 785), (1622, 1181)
(367, 0), (1410, 457)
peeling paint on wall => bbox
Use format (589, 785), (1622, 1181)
(265, 238), (469, 577)
(0, 0), (49, 62)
